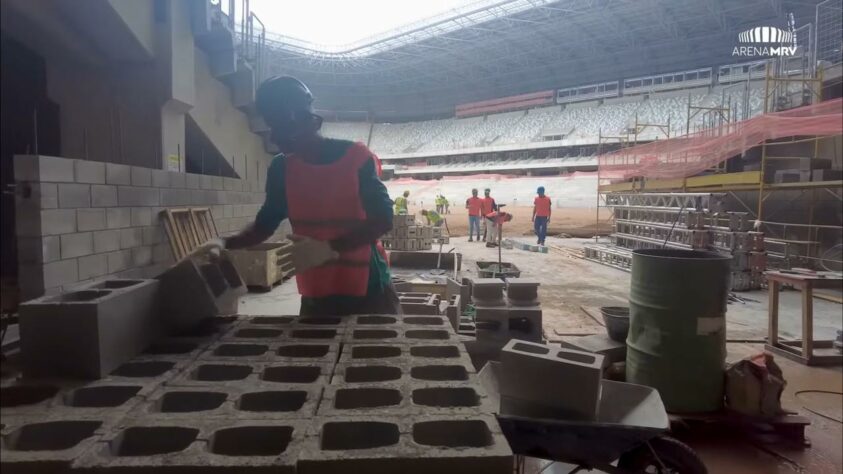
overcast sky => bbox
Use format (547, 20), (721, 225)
(248, 0), (473, 46)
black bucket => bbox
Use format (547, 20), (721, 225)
(600, 306), (630, 342)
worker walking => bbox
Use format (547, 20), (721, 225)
(207, 76), (400, 317)
(480, 188), (497, 242)
(532, 186), (551, 246)
(394, 190), (410, 215)
(484, 209), (513, 248)
(443, 196), (450, 214)
(434, 195), (443, 214)
(466, 189), (483, 242)
(421, 209), (444, 227)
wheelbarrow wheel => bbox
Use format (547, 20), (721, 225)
(617, 436), (707, 474)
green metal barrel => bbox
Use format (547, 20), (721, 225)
(626, 249), (731, 413)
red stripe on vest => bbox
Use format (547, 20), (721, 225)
(285, 142), (372, 297)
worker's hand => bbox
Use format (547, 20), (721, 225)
(192, 237), (225, 259)
(287, 234), (339, 273)
(531, 216), (535, 223)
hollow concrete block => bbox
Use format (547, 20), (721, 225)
(470, 278), (506, 306)
(506, 279), (540, 306)
(19, 279), (161, 379)
(72, 419), (305, 473)
(156, 254), (246, 332)
(298, 415), (511, 474)
(499, 339), (604, 421)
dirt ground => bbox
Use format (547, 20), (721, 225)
(408, 205), (614, 238)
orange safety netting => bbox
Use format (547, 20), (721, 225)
(597, 98), (843, 181)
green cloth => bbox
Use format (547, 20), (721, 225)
(254, 138), (392, 307)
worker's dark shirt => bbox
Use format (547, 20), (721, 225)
(254, 138), (392, 310)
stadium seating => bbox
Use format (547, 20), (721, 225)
(334, 81), (770, 156)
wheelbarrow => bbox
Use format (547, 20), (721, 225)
(479, 362), (707, 474)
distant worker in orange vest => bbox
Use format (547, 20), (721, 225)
(466, 189), (483, 242)
(532, 186), (551, 246)
(203, 76), (399, 317)
(480, 188), (497, 242)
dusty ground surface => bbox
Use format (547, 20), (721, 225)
(406, 204), (614, 238)
(240, 234), (843, 474)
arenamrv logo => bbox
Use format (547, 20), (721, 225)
(733, 26), (797, 57)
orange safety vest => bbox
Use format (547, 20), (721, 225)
(285, 142), (372, 297)
(534, 196), (551, 217)
(481, 197), (496, 215)
(467, 196), (483, 216)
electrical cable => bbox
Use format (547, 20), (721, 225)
(794, 389), (843, 423)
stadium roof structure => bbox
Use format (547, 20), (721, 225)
(261, 0), (825, 121)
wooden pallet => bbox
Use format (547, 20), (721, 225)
(160, 207), (214, 261)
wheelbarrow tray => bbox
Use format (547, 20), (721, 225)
(476, 261), (521, 278)
(479, 361), (669, 466)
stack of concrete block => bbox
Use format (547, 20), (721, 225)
(504, 239), (548, 253)
(473, 279), (542, 344)
(157, 253), (246, 330)
(398, 292), (442, 315)
(499, 339), (604, 421)
(19, 279), (162, 379)
(382, 214), (435, 251)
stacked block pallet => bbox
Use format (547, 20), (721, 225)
(382, 215), (439, 251)
(2, 314), (512, 473)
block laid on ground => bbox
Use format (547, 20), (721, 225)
(506, 279), (541, 306)
(446, 278), (470, 313)
(137, 383), (321, 421)
(332, 360), (477, 386)
(445, 295), (461, 331)
(166, 360), (331, 388)
(1, 415), (112, 474)
(20, 279), (161, 379)
(73, 419), (305, 473)
(470, 278), (505, 306)
(157, 254), (246, 332)
(318, 382), (496, 417)
(499, 339), (604, 421)
(298, 415), (511, 474)
(338, 342), (474, 368)
(98, 356), (191, 390)
(343, 325), (460, 344)
(559, 334), (626, 365)
(200, 340), (340, 364)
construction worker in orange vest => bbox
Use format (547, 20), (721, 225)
(466, 189), (483, 242)
(202, 76), (399, 316)
(480, 188), (497, 242)
(532, 186), (552, 246)
(484, 209), (512, 248)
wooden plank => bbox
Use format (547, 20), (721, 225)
(163, 210), (188, 260)
(814, 290), (843, 304)
(768, 279), (780, 346)
(685, 171), (761, 188)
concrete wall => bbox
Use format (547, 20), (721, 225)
(107, 0), (156, 58)
(13, 154), (283, 301)
(189, 49), (272, 178)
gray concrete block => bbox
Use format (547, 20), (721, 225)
(106, 249), (132, 274)
(471, 278), (506, 306)
(136, 384), (321, 421)
(132, 246), (153, 266)
(185, 173), (200, 189)
(75, 160), (106, 184)
(93, 229), (121, 253)
(152, 243), (173, 264)
(118, 186), (159, 206)
(499, 339), (603, 421)
(106, 207), (132, 229)
(61, 232), (94, 259)
(72, 419), (304, 473)
(77, 208), (107, 231)
(168, 171), (186, 188)
(559, 334), (626, 364)
(0, 414), (111, 473)
(41, 209), (77, 235)
(131, 207), (152, 227)
(506, 279), (540, 305)
(105, 163), (131, 185)
(38, 155), (76, 182)
(167, 360), (330, 388)
(31, 182), (58, 209)
(157, 255), (246, 332)
(298, 415), (511, 474)
(91, 184), (118, 207)
(201, 340), (339, 364)
(130, 167), (152, 187)
(78, 253), (109, 280)
(19, 279), (161, 379)
(119, 228), (143, 249)
(150, 169), (169, 187)
(43, 259), (79, 288)
(141, 225), (164, 245)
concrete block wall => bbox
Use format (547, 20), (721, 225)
(14, 154), (284, 300)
